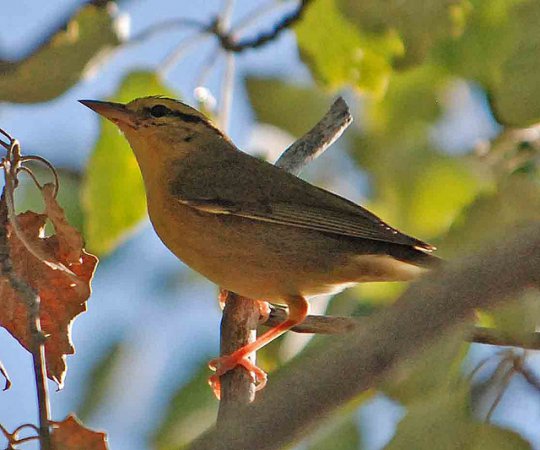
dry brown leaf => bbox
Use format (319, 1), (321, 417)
(0, 211), (98, 386)
(41, 183), (83, 264)
(51, 414), (108, 450)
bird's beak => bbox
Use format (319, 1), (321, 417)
(79, 100), (138, 129)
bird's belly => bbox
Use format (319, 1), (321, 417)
(148, 199), (419, 301)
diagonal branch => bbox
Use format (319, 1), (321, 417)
(192, 224), (540, 450)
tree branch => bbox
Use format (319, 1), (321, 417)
(275, 97), (353, 175)
(212, 0), (314, 53)
(216, 293), (259, 425)
(192, 224), (540, 450)
(264, 306), (540, 350)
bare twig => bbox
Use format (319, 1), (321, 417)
(275, 97), (353, 175)
(0, 360), (11, 391)
(192, 224), (540, 450)
(127, 18), (206, 45)
(158, 34), (211, 78)
(0, 193), (51, 450)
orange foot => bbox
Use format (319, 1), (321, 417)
(208, 353), (268, 399)
(217, 289), (271, 324)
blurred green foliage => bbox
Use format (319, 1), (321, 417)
(0, 3), (121, 103)
(4, 0), (540, 448)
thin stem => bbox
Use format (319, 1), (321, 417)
(0, 359), (11, 390)
(220, 0), (236, 32)
(128, 18), (206, 45)
(485, 366), (514, 423)
(20, 155), (60, 198)
(219, 53), (235, 133)
(195, 46), (221, 89)
(29, 296), (52, 450)
(158, 33), (211, 78)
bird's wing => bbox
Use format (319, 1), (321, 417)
(177, 197), (434, 250)
(171, 146), (434, 251)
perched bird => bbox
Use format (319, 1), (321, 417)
(80, 97), (440, 396)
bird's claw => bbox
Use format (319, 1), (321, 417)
(208, 354), (268, 399)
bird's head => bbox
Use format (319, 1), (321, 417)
(79, 96), (228, 185)
(79, 96), (226, 148)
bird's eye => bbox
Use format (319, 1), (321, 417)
(149, 104), (170, 118)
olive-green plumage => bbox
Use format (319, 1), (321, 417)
(81, 96), (441, 392)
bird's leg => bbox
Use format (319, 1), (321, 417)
(208, 295), (308, 398)
(218, 288), (271, 323)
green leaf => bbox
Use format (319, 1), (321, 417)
(245, 77), (330, 137)
(295, 0), (401, 96)
(338, 0), (469, 68)
(82, 70), (176, 255)
(153, 362), (218, 450)
(0, 3), (121, 103)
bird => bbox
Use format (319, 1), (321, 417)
(79, 96), (440, 397)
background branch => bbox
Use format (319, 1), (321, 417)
(192, 224), (540, 450)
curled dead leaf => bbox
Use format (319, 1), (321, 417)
(0, 211), (98, 386)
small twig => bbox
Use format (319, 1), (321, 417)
(485, 365), (514, 423)
(212, 0), (314, 53)
(127, 18), (206, 45)
(0, 360), (11, 391)
(158, 33), (211, 78)
(275, 97), (353, 175)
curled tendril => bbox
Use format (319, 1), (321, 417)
(20, 155), (60, 198)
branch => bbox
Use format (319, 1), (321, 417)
(216, 98), (353, 420)
(191, 224), (540, 450)
(265, 306), (540, 350)
(212, 0), (314, 53)
(275, 97), (353, 175)
(216, 293), (260, 425)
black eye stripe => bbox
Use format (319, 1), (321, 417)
(145, 105), (205, 124)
